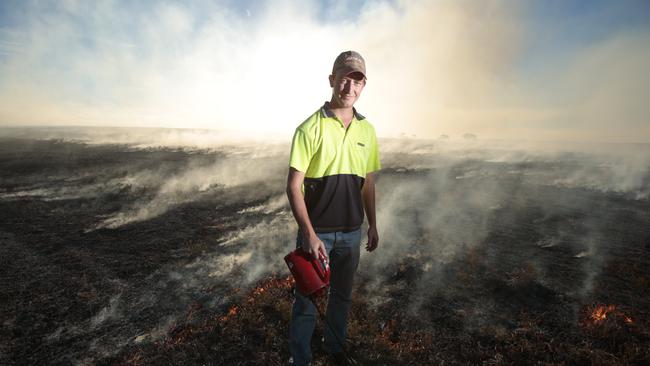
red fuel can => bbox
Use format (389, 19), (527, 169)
(284, 248), (330, 297)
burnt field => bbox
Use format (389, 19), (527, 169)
(1, 129), (649, 365)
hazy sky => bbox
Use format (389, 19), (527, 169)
(0, 0), (649, 143)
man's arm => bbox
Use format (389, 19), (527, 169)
(286, 167), (327, 259)
(362, 172), (378, 252)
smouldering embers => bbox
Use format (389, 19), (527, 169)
(218, 276), (295, 322)
(581, 304), (634, 328)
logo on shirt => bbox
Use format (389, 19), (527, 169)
(357, 142), (365, 147)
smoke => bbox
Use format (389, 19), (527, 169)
(551, 153), (650, 200)
(0, 128), (287, 228)
(3, 132), (649, 363)
(355, 138), (650, 321)
(93, 149), (287, 229)
(549, 29), (650, 143)
(1, 1), (648, 142)
(90, 294), (122, 328)
(5, 139), (294, 364)
(2, 2), (647, 361)
(0, 126), (285, 147)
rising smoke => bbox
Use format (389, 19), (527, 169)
(1, 1), (648, 142)
(2, 0), (649, 363)
(1, 128), (648, 362)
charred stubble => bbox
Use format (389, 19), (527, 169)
(1, 136), (649, 365)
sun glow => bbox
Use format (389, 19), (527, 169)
(1, 1), (649, 142)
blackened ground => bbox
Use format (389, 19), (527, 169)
(1, 137), (649, 365)
(0, 138), (288, 365)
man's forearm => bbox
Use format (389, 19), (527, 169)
(286, 169), (327, 258)
(286, 168), (318, 240)
(362, 174), (377, 227)
(287, 185), (317, 239)
(362, 172), (379, 252)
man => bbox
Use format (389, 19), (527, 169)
(286, 50), (380, 366)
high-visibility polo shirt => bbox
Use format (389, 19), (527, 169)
(289, 102), (381, 233)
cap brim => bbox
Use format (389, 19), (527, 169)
(335, 66), (366, 79)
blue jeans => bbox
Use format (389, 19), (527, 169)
(289, 229), (362, 366)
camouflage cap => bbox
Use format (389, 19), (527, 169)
(332, 50), (366, 79)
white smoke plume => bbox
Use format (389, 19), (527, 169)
(1, 1), (648, 142)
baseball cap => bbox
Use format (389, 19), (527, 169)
(332, 50), (366, 79)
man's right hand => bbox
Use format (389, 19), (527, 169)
(302, 233), (327, 260)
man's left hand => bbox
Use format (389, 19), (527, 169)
(365, 226), (378, 252)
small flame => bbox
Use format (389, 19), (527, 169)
(582, 303), (634, 327)
(220, 276), (294, 321)
(228, 306), (238, 316)
(219, 305), (239, 322)
(590, 304), (616, 323)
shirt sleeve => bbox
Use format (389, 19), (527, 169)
(366, 128), (381, 174)
(289, 128), (312, 172)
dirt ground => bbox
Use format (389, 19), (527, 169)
(1, 136), (649, 365)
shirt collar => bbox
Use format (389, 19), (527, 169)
(320, 101), (366, 121)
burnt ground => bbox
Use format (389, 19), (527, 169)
(1, 137), (649, 365)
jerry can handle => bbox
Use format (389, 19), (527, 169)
(313, 251), (329, 279)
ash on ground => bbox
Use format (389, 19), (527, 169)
(1, 130), (649, 365)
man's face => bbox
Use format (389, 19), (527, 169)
(329, 71), (366, 108)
